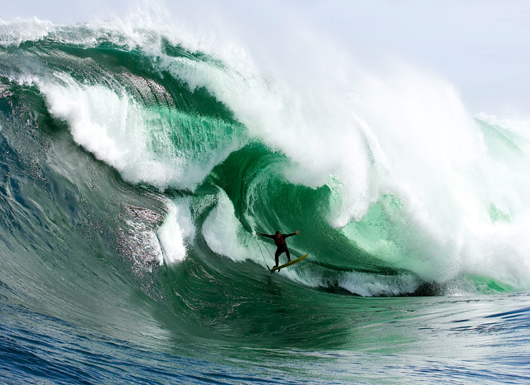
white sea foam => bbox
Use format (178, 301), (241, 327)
(337, 271), (421, 297)
(124, 219), (164, 270)
(202, 190), (255, 263)
(475, 112), (530, 141)
(0, 17), (55, 47)
(278, 264), (421, 296)
(157, 199), (194, 264)
(40, 73), (240, 191)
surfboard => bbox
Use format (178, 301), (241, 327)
(270, 253), (308, 273)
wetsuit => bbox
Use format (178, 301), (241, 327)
(261, 232), (297, 267)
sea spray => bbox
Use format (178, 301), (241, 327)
(39, 69), (246, 188)
(157, 198), (194, 264)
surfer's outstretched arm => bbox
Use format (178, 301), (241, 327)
(259, 233), (274, 238)
(283, 230), (300, 238)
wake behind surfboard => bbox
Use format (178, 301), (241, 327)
(270, 253), (308, 273)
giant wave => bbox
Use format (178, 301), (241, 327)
(2, 15), (530, 384)
(1, 19), (530, 300)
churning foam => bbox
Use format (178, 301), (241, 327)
(157, 199), (194, 264)
(40, 73), (241, 191)
(0, 17), (55, 47)
(202, 190), (255, 263)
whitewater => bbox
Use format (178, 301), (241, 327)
(1, 14), (530, 384)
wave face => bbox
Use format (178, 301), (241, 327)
(2, 18), (530, 383)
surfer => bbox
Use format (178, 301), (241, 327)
(259, 230), (300, 268)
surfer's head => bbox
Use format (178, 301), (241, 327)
(275, 231), (281, 236)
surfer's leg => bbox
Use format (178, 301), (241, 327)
(285, 248), (291, 262)
(274, 248), (283, 267)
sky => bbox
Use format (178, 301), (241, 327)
(2, 0), (530, 117)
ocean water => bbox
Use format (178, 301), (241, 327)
(1, 18), (530, 384)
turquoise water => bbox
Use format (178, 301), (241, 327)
(1, 20), (530, 383)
